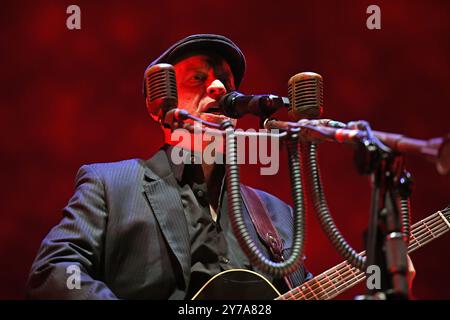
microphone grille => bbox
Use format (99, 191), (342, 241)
(288, 72), (323, 120)
(145, 63), (178, 116)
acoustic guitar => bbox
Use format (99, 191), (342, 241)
(192, 206), (450, 300)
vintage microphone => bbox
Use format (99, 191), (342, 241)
(144, 63), (178, 128)
(287, 72), (324, 120)
(268, 72), (368, 271)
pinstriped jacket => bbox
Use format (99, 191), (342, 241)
(26, 148), (310, 299)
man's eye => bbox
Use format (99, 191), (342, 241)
(190, 74), (206, 83)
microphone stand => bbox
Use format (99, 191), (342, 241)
(167, 109), (443, 298)
(266, 118), (419, 300)
(353, 131), (412, 300)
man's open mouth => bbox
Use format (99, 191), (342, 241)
(197, 104), (236, 124)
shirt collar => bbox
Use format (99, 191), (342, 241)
(163, 144), (227, 211)
(163, 144), (205, 182)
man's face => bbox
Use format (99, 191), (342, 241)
(173, 54), (237, 126)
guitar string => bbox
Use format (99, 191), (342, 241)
(409, 218), (448, 240)
(413, 217), (445, 233)
(279, 211), (449, 300)
(294, 225), (449, 300)
(282, 226), (448, 300)
(408, 226), (448, 252)
(322, 226), (449, 300)
(409, 217), (448, 248)
(279, 213), (449, 300)
(289, 208), (450, 300)
(288, 226), (449, 300)
(280, 214), (444, 300)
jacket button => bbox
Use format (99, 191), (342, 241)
(219, 256), (230, 264)
(194, 189), (206, 200)
(195, 189), (205, 198)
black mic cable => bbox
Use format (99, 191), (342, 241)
(219, 91), (289, 119)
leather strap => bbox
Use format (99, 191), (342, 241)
(241, 184), (285, 262)
(240, 184), (294, 289)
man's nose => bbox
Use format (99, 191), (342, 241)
(206, 79), (227, 99)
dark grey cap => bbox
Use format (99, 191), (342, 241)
(143, 34), (246, 96)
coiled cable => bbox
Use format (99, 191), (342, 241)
(225, 126), (306, 278)
(304, 142), (366, 271)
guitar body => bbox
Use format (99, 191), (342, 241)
(192, 269), (280, 300)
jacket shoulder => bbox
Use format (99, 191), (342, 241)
(76, 158), (148, 186)
(82, 158), (145, 173)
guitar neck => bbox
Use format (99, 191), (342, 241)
(278, 207), (450, 300)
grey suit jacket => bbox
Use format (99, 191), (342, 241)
(26, 149), (310, 299)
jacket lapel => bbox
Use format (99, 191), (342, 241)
(142, 150), (191, 289)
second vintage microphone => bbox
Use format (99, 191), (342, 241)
(288, 72), (324, 121)
(218, 71), (324, 121)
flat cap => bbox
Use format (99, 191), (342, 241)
(144, 34), (246, 95)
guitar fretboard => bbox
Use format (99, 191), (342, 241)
(277, 208), (450, 300)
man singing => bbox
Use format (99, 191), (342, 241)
(26, 34), (313, 299)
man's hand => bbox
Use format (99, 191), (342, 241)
(407, 254), (416, 290)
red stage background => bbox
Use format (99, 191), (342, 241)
(1, 0), (449, 299)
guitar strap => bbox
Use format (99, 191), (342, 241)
(240, 184), (294, 289)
